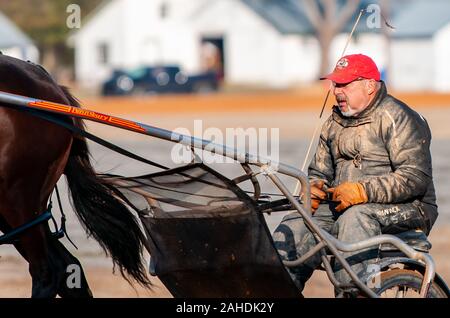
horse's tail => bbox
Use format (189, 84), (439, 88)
(60, 87), (151, 287)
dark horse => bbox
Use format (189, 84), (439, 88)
(0, 54), (151, 297)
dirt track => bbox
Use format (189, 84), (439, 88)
(1, 91), (450, 298)
(81, 89), (450, 115)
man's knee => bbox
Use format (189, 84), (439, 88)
(274, 213), (311, 236)
(336, 204), (371, 224)
(334, 204), (380, 239)
(273, 215), (314, 260)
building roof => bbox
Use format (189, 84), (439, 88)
(391, 0), (450, 38)
(241, 0), (450, 38)
(240, 0), (314, 35)
(0, 11), (33, 48)
(240, 0), (398, 35)
(74, 0), (450, 39)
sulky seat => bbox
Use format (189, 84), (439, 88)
(379, 229), (432, 257)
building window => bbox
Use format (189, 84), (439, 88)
(160, 2), (169, 19)
(98, 43), (109, 65)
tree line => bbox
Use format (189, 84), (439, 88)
(0, 0), (102, 79)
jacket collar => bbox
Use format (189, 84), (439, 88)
(332, 81), (387, 127)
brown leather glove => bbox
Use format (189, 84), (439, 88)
(310, 180), (327, 214)
(327, 182), (368, 212)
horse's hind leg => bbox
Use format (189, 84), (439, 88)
(0, 205), (57, 298)
(0, 215), (30, 261)
(25, 230), (58, 298)
(0, 216), (56, 298)
(0, 214), (92, 298)
(45, 232), (93, 298)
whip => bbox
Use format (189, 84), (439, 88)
(293, 9), (366, 196)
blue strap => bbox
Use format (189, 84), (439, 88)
(0, 210), (52, 245)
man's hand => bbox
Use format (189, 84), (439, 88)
(327, 182), (368, 212)
(310, 180), (327, 214)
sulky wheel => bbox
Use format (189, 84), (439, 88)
(371, 268), (448, 298)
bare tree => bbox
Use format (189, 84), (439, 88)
(301, 0), (360, 78)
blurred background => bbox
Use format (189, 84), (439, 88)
(1, 0), (450, 297)
(2, 0), (450, 95)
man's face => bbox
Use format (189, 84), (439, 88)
(332, 78), (376, 117)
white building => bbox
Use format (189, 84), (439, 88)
(70, 0), (202, 88)
(70, 0), (450, 92)
(191, 0), (320, 87)
(0, 11), (39, 62)
(388, 0), (450, 92)
(70, 0), (323, 89)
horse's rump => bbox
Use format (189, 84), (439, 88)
(0, 54), (151, 297)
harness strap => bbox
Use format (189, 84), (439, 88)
(53, 185), (78, 249)
(0, 210), (52, 245)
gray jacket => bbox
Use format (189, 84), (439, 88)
(308, 82), (438, 230)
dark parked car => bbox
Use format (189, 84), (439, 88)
(101, 65), (220, 96)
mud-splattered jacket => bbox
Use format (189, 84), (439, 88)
(308, 82), (438, 229)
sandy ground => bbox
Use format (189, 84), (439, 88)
(80, 89), (450, 115)
(1, 91), (450, 298)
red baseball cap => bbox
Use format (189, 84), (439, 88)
(320, 54), (380, 84)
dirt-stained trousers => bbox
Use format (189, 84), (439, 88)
(272, 202), (428, 293)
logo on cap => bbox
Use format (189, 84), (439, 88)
(336, 58), (349, 69)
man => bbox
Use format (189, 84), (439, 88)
(273, 54), (438, 295)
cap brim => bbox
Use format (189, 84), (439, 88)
(320, 72), (359, 84)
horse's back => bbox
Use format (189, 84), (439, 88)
(0, 53), (70, 103)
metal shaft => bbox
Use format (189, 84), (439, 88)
(0, 90), (307, 179)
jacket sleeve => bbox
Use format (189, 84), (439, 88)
(360, 108), (433, 203)
(308, 117), (335, 187)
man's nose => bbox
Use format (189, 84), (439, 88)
(332, 86), (342, 96)
(333, 84), (343, 94)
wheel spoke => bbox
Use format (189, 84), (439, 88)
(393, 286), (400, 298)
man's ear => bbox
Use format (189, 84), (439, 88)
(367, 80), (377, 95)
